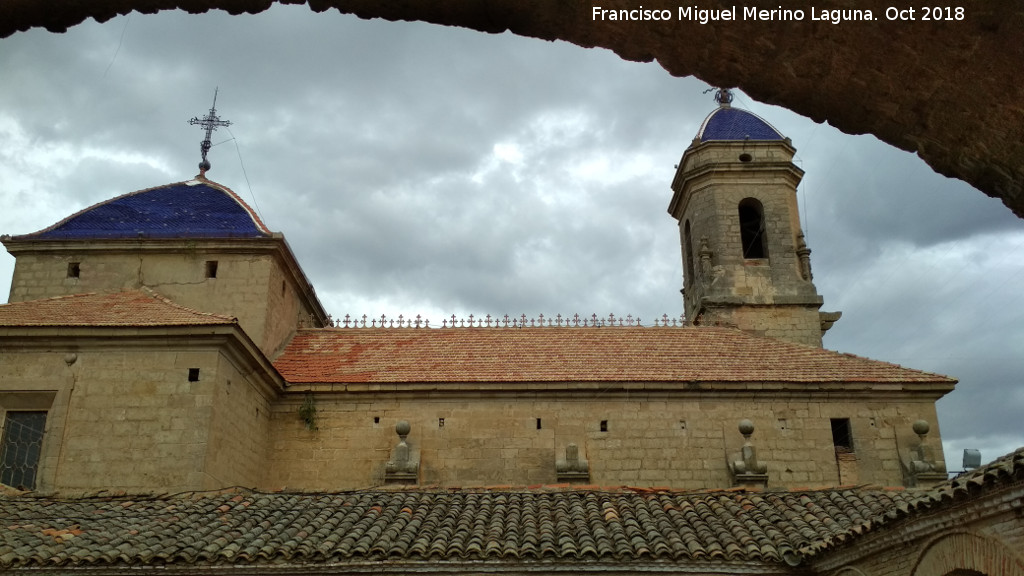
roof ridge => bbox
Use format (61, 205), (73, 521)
(2, 291), (101, 304)
(139, 287), (237, 322)
(191, 175), (271, 235)
(0, 290), (238, 328)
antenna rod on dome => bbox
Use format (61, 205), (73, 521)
(188, 88), (232, 176)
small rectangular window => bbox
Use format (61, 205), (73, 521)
(0, 411), (48, 490)
(205, 261), (218, 278)
(536, 418), (542, 430)
(600, 420), (608, 432)
(67, 262), (80, 278)
(188, 368), (200, 382)
(831, 418), (853, 452)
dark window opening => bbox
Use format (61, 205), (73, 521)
(188, 368), (200, 382)
(738, 153), (753, 162)
(373, 416), (380, 425)
(67, 262), (80, 278)
(438, 418), (445, 428)
(831, 418), (853, 453)
(0, 411), (47, 490)
(205, 261), (218, 278)
(536, 418), (542, 430)
(600, 420), (608, 432)
(738, 198), (767, 259)
(683, 220), (695, 285)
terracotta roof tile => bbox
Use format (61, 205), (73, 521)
(0, 290), (236, 327)
(806, 446), (1024, 555)
(273, 327), (955, 384)
(0, 487), (917, 568)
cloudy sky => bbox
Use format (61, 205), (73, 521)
(1, 6), (1021, 467)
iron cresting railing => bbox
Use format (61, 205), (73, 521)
(299, 313), (689, 329)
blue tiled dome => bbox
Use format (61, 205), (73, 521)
(26, 178), (271, 240)
(697, 107), (785, 142)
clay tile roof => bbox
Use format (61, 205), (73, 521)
(0, 290), (236, 327)
(0, 487), (918, 569)
(273, 327), (955, 384)
(16, 178), (270, 240)
(805, 446), (1024, 555)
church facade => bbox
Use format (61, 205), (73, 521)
(1, 96), (1021, 575)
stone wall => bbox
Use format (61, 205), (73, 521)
(201, 352), (273, 489)
(5, 241), (312, 357)
(265, 390), (944, 491)
(2, 330), (948, 494)
(0, 329), (276, 493)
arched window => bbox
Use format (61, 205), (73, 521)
(683, 220), (695, 284)
(738, 198), (767, 259)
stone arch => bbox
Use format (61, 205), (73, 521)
(912, 531), (1024, 576)
(3, 1), (1024, 217)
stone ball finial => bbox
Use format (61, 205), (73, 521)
(912, 419), (930, 437)
(738, 419), (755, 436)
(395, 420), (411, 437)
(63, 353), (78, 366)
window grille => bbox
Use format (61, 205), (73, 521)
(0, 411), (47, 490)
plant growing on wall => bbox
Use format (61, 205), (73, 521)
(299, 392), (318, 431)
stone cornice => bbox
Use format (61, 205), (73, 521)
(668, 142), (804, 220)
(281, 379), (954, 400)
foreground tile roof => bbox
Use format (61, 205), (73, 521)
(0, 487), (916, 569)
(274, 327), (956, 384)
(0, 291), (236, 327)
(807, 446), (1024, 554)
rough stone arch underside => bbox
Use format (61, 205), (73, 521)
(4, 1), (1024, 217)
(913, 532), (1024, 576)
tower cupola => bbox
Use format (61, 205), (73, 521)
(668, 90), (840, 347)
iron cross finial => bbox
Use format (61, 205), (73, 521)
(703, 86), (733, 107)
(188, 88), (232, 175)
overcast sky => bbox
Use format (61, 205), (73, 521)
(1, 5), (1021, 468)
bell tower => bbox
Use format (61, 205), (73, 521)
(668, 89), (840, 347)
